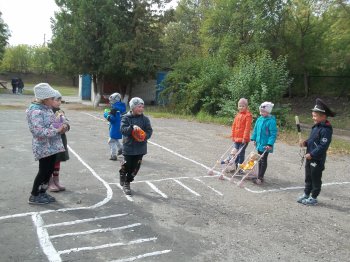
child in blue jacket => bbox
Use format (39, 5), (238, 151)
(250, 102), (278, 184)
(104, 93), (126, 160)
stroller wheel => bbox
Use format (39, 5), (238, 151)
(237, 181), (245, 188)
(207, 170), (214, 176)
(218, 174), (225, 180)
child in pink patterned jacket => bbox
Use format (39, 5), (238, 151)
(26, 83), (67, 205)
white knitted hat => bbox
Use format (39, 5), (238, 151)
(54, 90), (62, 99)
(109, 92), (121, 104)
(259, 101), (274, 113)
(34, 83), (57, 100)
(129, 97), (144, 110)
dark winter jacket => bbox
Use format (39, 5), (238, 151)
(305, 120), (333, 167)
(121, 111), (153, 155)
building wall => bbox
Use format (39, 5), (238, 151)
(79, 75), (156, 105)
(130, 79), (156, 105)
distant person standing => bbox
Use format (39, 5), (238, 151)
(11, 78), (18, 94)
(17, 78), (24, 94)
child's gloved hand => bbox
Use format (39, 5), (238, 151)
(265, 145), (272, 151)
(305, 153), (312, 160)
(57, 125), (66, 134)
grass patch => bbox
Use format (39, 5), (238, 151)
(146, 106), (232, 125)
(0, 105), (26, 110)
(23, 84), (78, 97)
(146, 105), (349, 155)
(62, 103), (102, 111)
(0, 85), (78, 96)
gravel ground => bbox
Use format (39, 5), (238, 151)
(0, 93), (349, 262)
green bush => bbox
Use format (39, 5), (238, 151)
(219, 51), (292, 126)
(161, 56), (230, 115)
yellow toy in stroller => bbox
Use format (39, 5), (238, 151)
(230, 150), (267, 187)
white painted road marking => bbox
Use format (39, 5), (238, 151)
(32, 213), (61, 262)
(58, 237), (158, 255)
(146, 181), (168, 198)
(110, 249), (172, 262)
(172, 179), (201, 196)
(193, 178), (223, 196)
(44, 213), (128, 228)
(50, 223), (142, 239)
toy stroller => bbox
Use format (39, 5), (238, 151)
(217, 145), (247, 180)
(230, 150), (267, 187)
(207, 144), (246, 179)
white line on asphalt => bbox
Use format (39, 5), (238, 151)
(110, 249), (172, 262)
(244, 181), (350, 194)
(148, 141), (211, 171)
(50, 223), (142, 239)
(193, 178), (223, 196)
(115, 184), (134, 201)
(44, 213), (128, 228)
(32, 213), (61, 262)
(83, 112), (107, 121)
(172, 179), (200, 196)
(146, 181), (168, 198)
(58, 237), (157, 255)
(67, 145), (113, 208)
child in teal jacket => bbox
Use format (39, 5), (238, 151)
(250, 102), (278, 184)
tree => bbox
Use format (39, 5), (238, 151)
(284, 0), (329, 97)
(1, 45), (31, 73)
(31, 46), (53, 75)
(1, 45), (53, 74)
(200, 0), (265, 65)
(50, 0), (166, 106)
(322, 1), (350, 75)
(0, 12), (10, 61)
(160, 0), (203, 68)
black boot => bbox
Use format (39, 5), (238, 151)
(120, 174), (126, 186)
(123, 182), (131, 195)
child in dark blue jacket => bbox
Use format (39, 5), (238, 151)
(104, 93), (126, 160)
(297, 98), (335, 206)
(119, 97), (153, 195)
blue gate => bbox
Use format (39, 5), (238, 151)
(81, 74), (92, 100)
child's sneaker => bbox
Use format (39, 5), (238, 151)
(253, 177), (264, 185)
(302, 196), (318, 206)
(40, 192), (56, 203)
(109, 155), (117, 161)
(28, 194), (50, 205)
(297, 193), (309, 203)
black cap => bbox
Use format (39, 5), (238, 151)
(311, 98), (336, 117)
